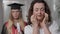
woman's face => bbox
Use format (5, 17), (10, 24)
(11, 9), (20, 19)
(33, 3), (45, 20)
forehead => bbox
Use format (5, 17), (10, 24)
(33, 3), (45, 8)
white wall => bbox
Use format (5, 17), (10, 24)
(0, 0), (3, 34)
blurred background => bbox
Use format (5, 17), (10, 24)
(0, 0), (60, 34)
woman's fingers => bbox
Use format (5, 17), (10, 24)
(41, 13), (48, 24)
(45, 13), (48, 21)
(31, 15), (38, 25)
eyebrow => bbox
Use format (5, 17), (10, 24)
(40, 7), (45, 10)
(34, 7), (45, 10)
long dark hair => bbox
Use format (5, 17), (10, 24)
(28, 0), (52, 25)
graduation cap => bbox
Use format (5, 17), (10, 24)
(8, 3), (24, 9)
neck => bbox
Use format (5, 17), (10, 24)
(13, 19), (19, 28)
(13, 19), (18, 22)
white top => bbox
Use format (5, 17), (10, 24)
(14, 22), (22, 34)
(24, 21), (59, 34)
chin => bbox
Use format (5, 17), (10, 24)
(14, 17), (18, 19)
(37, 17), (43, 20)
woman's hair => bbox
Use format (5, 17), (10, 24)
(7, 8), (25, 34)
(28, 0), (52, 25)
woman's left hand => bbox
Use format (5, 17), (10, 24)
(40, 13), (48, 28)
(40, 13), (51, 34)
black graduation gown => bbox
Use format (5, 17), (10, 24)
(1, 23), (8, 34)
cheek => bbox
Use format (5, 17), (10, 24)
(12, 12), (19, 17)
(12, 12), (15, 16)
(33, 11), (38, 15)
(42, 12), (44, 15)
(41, 11), (45, 15)
(16, 12), (20, 16)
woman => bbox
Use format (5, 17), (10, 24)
(1, 3), (27, 34)
(24, 0), (59, 34)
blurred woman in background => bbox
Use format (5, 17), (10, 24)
(1, 3), (27, 34)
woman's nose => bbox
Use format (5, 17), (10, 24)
(38, 10), (41, 14)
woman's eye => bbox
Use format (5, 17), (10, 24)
(41, 8), (45, 11)
(34, 9), (38, 12)
(16, 11), (19, 12)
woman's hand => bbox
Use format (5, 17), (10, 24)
(40, 13), (51, 34)
(31, 15), (39, 26)
(31, 15), (39, 34)
(40, 13), (48, 28)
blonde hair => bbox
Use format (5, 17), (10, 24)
(7, 9), (25, 34)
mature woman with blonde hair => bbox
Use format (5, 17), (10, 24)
(1, 3), (27, 34)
